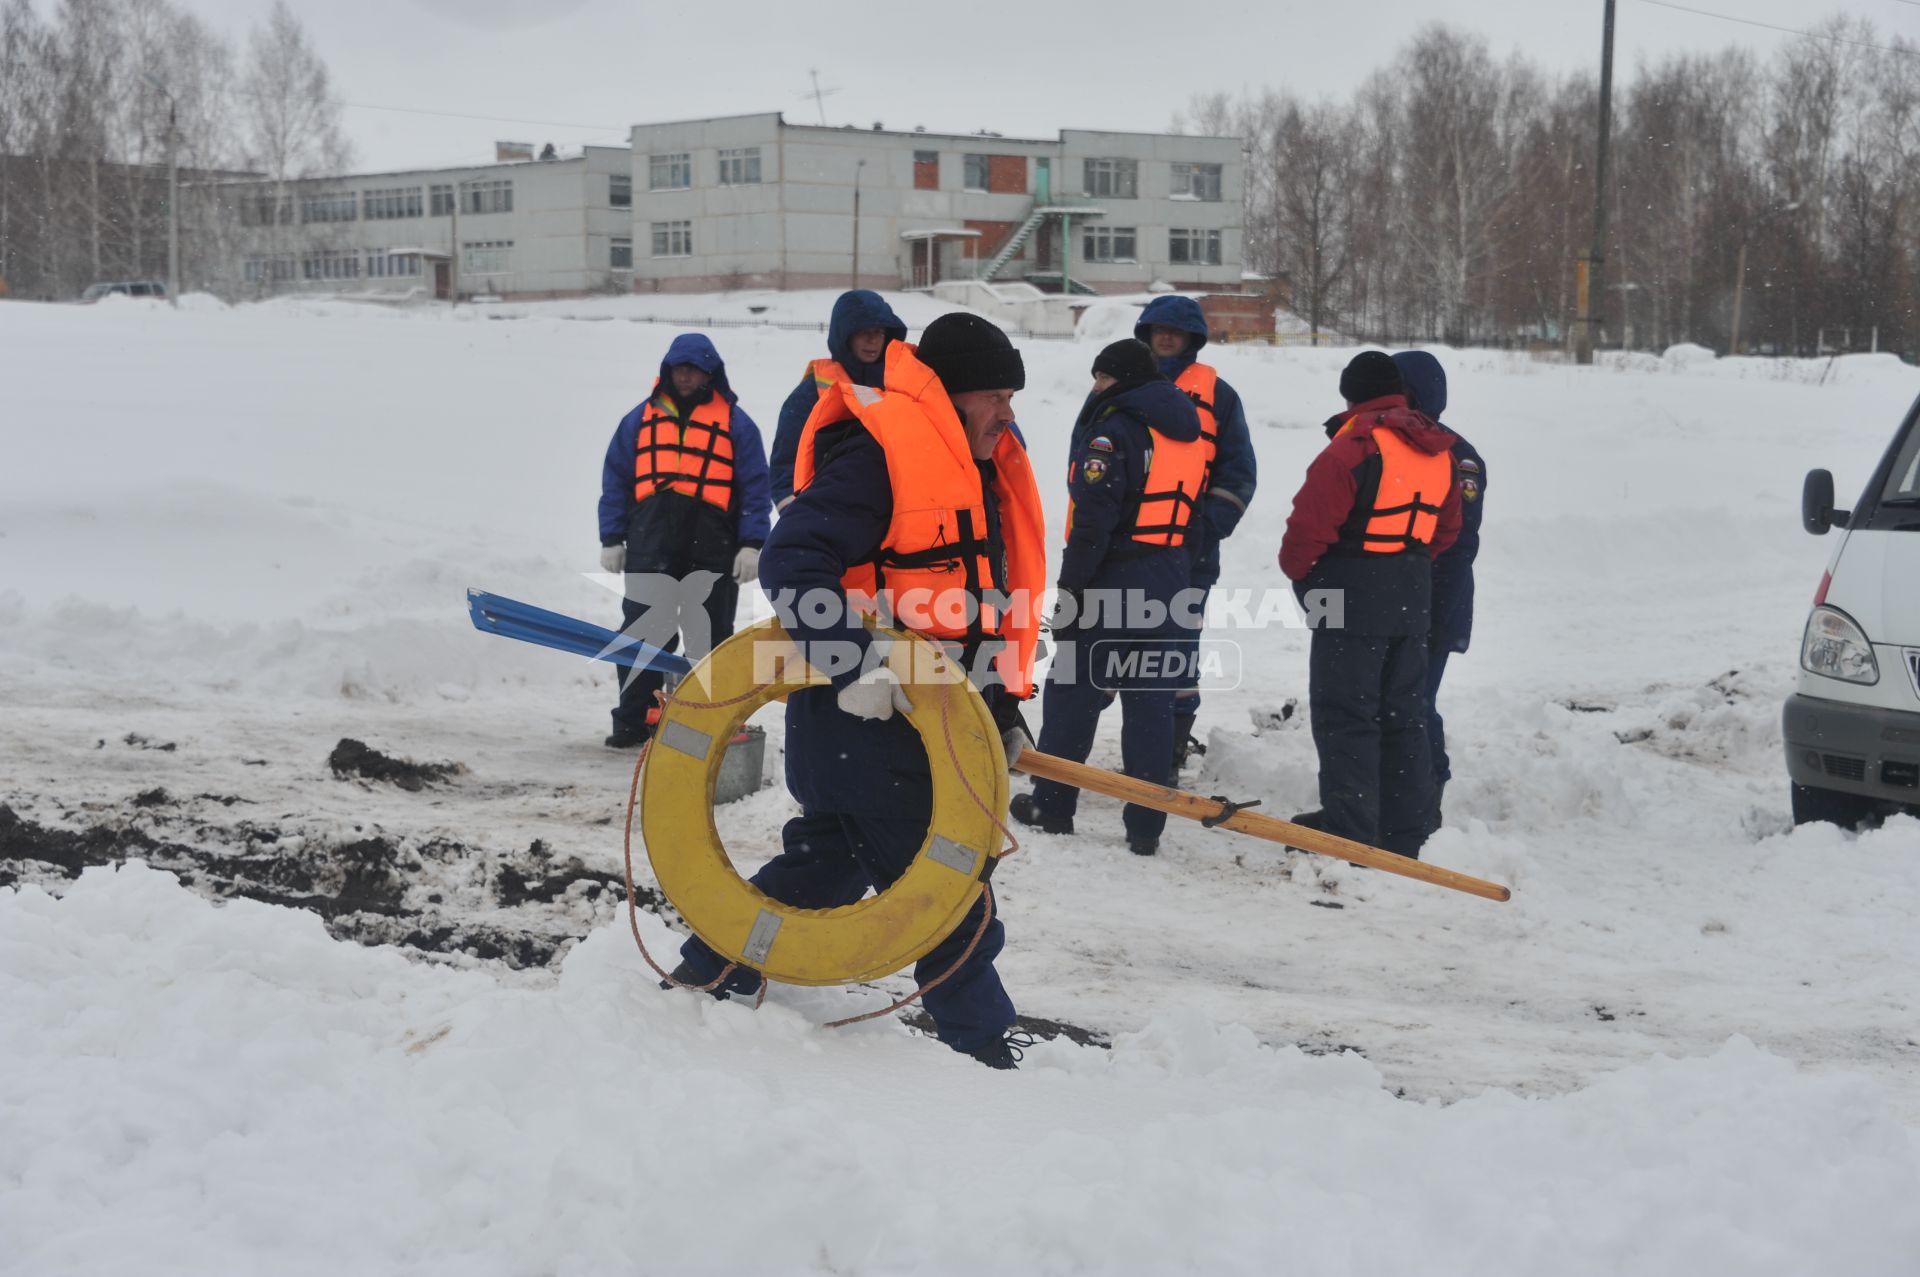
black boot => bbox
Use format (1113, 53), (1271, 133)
(965, 1029), (1038, 1070)
(659, 960), (760, 1001)
(1010, 792), (1073, 835)
(1127, 836), (1158, 857)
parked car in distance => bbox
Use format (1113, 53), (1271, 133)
(79, 280), (168, 302)
(1785, 396), (1920, 828)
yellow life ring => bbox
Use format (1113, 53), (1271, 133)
(639, 616), (1008, 986)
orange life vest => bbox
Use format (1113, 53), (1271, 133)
(796, 357), (856, 441)
(1174, 362), (1221, 489)
(1063, 402), (1210, 549)
(1335, 413), (1452, 553)
(1126, 421), (1209, 548)
(809, 356), (850, 395)
(794, 343), (1046, 697)
(633, 381), (735, 511)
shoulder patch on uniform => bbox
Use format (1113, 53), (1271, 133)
(1086, 435), (1115, 453)
(1080, 457), (1110, 485)
(1457, 457), (1482, 475)
(1460, 477), (1481, 503)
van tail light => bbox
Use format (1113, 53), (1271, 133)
(1813, 571), (1831, 606)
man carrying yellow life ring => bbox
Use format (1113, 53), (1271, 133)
(666, 313), (1046, 1069)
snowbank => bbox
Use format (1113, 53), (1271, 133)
(6, 864), (1918, 1276)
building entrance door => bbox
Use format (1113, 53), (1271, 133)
(434, 261), (450, 300)
(1036, 157), (1051, 204)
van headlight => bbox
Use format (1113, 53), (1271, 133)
(1801, 607), (1879, 684)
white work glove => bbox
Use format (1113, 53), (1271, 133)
(599, 544), (625, 574)
(1000, 724), (1033, 770)
(836, 665), (915, 721)
(732, 545), (761, 584)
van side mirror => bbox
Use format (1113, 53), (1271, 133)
(1802, 468), (1851, 534)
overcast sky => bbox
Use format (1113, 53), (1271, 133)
(161, 0), (1919, 172)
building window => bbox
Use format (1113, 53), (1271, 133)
(462, 240), (512, 274)
(913, 150), (938, 190)
(429, 184), (454, 216)
(611, 237), (633, 270)
(610, 173), (632, 207)
(651, 220), (692, 257)
(243, 253), (295, 282)
(1169, 228), (1223, 266)
(239, 194), (290, 227)
(363, 186), (423, 220)
(717, 147), (762, 186)
(650, 152), (691, 190)
(1083, 225), (1138, 263)
(1083, 158), (1138, 199)
(462, 179), (512, 215)
(367, 251), (421, 278)
(299, 190), (357, 224)
(963, 153), (990, 191)
(301, 248), (361, 280)
(1171, 162), (1223, 202)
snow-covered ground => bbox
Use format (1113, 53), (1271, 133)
(4, 291), (1920, 1274)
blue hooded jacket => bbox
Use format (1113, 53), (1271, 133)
(1392, 350), (1483, 652)
(1134, 295), (1256, 588)
(598, 332), (773, 554)
(768, 291), (908, 506)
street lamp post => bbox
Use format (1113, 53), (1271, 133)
(144, 74), (180, 307)
(851, 159), (866, 290)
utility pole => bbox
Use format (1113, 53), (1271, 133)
(1728, 242), (1747, 355)
(144, 74), (180, 306)
(850, 159), (865, 290)
(165, 96), (179, 307)
(1576, 0), (1616, 365)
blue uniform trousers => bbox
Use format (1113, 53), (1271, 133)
(1424, 641), (1452, 787)
(676, 810), (1014, 1054)
(1308, 630), (1435, 858)
(1030, 627), (1177, 843)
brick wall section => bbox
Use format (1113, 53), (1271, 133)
(967, 219), (1024, 262)
(1195, 295), (1265, 339)
(987, 155), (1027, 195)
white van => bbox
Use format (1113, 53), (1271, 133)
(1786, 402), (1920, 827)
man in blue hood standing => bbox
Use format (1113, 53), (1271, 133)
(1133, 295), (1258, 770)
(1391, 350), (1484, 834)
(767, 289), (908, 510)
(1010, 338), (1207, 856)
(597, 333), (772, 748)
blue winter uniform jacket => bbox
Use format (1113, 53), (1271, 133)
(1392, 350), (1484, 652)
(767, 291), (908, 507)
(598, 333), (772, 571)
(1058, 377), (1204, 623)
(762, 420), (1026, 819)
(1134, 295), (1256, 590)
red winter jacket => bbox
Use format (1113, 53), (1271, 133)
(1279, 395), (1462, 583)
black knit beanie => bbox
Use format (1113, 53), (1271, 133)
(1091, 338), (1161, 388)
(916, 313), (1026, 395)
(1338, 350), (1404, 405)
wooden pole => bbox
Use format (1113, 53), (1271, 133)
(1011, 748), (1512, 903)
